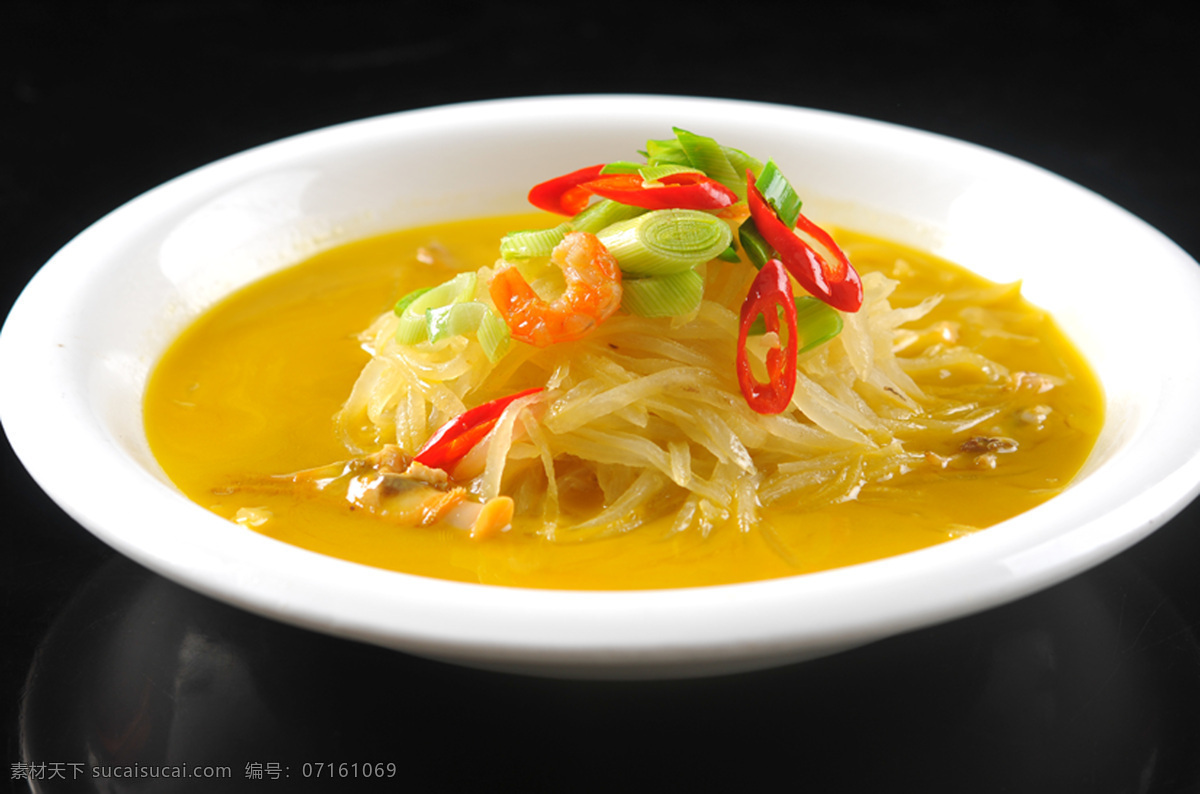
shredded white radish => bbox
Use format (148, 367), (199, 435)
(335, 245), (1031, 539)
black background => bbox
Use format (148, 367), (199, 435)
(4, 2), (1200, 792)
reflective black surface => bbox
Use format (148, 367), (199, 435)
(14, 538), (1200, 792)
(5, 3), (1200, 791)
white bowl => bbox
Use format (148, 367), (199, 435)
(4, 95), (1200, 679)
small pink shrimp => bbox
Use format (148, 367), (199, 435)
(490, 231), (622, 347)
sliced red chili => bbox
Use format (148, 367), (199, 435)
(413, 387), (544, 472)
(580, 171), (737, 211)
(793, 210), (863, 312)
(737, 259), (798, 415)
(527, 164), (605, 216)
(746, 172), (863, 312)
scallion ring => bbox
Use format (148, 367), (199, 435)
(597, 209), (732, 276)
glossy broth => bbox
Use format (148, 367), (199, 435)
(144, 214), (1104, 589)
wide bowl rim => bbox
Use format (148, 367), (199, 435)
(5, 94), (1200, 678)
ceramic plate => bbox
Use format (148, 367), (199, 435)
(4, 96), (1200, 678)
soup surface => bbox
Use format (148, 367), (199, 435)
(144, 214), (1103, 589)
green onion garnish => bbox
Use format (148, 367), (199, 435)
(644, 138), (689, 167)
(500, 224), (569, 260)
(599, 161), (646, 175)
(747, 296), (844, 353)
(394, 286), (433, 316)
(716, 245), (741, 263)
(597, 209), (733, 276)
(723, 146), (764, 187)
(423, 301), (511, 361)
(638, 164), (704, 182)
(427, 301), (488, 343)
(569, 199), (645, 234)
(644, 131), (762, 199)
(476, 306), (511, 362)
(738, 218), (774, 270)
(755, 159), (802, 228)
(394, 271), (477, 345)
(673, 128), (742, 198)
(621, 270), (705, 318)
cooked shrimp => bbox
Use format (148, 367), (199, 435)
(489, 231), (622, 347)
(221, 445), (513, 538)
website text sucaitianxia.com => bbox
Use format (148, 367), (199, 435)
(13, 761), (399, 782)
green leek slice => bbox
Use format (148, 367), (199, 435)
(423, 301), (511, 362)
(738, 218), (774, 270)
(394, 271), (477, 345)
(643, 131), (763, 199)
(476, 307), (511, 362)
(621, 270), (705, 318)
(638, 164), (704, 182)
(747, 296), (843, 353)
(427, 301), (487, 343)
(723, 146), (764, 186)
(394, 286), (432, 316)
(599, 161), (645, 175)
(755, 159), (802, 228)
(644, 138), (689, 167)
(569, 199), (645, 234)
(673, 128), (742, 198)
(716, 245), (741, 263)
(597, 209), (733, 276)
(500, 224), (569, 260)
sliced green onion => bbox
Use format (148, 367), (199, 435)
(673, 128), (741, 197)
(723, 146), (764, 187)
(500, 224), (569, 260)
(738, 218), (774, 270)
(421, 301), (511, 362)
(394, 286), (432, 316)
(645, 131), (761, 199)
(427, 301), (488, 343)
(477, 306), (511, 362)
(716, 245), (741, 263)
(597, 209), (733, 276)
(644, 138), (689, 167)
(748, 296), (843, 353)
(638, 164), (703, 182)
(599, 161), (644, 174)
(394, 272), (477, 344)
(621, 270), (705, 318)
(569, 199), (645, 234)
(395, 312), (430, 345)
(419, 271), (477, 310)
(756, 159), (802, 228)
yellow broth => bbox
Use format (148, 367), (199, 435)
(143, 215), (1104, 589)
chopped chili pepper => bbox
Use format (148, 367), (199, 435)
(528, 164), (606, 216)
(413, 387), (544, 472)
(793, 211), (864, 312)
(580, 171), (738, 211)
(737, 259), (798, 414)
(746, 171), (863, 312)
